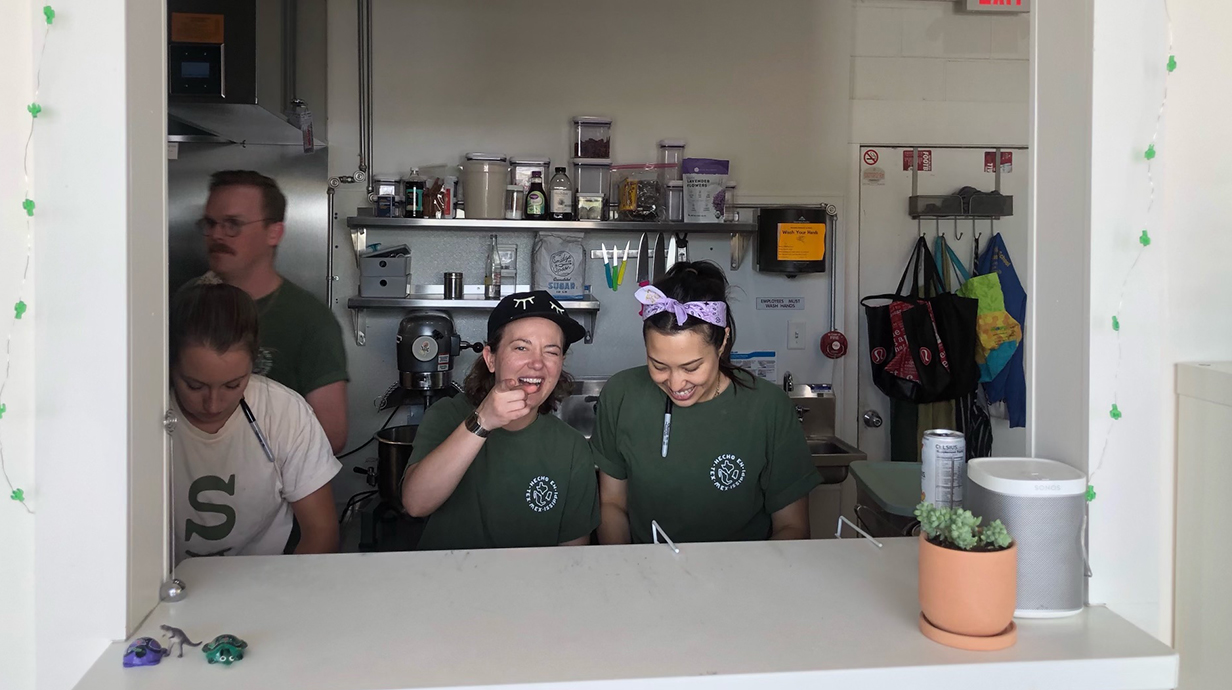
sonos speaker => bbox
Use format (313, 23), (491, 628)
(964, 458), (1087, 618)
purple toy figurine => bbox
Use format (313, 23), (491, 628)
(123, 637), (170, 667)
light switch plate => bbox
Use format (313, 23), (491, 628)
(788, 321), (805, 350)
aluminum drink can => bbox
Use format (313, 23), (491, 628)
(921, 429), (967, 508)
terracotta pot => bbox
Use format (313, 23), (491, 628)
(918, 534), (1017, 637)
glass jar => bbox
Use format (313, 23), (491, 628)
(504, 185), (525, 220)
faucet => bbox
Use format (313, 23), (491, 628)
(783, 371), (793, 393)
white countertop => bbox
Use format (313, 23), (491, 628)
(74, 538), (1177, 690)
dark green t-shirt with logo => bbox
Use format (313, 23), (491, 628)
(253, 278), (348, 395)
(408, 394), (601, 551)
(592, 366), (821, 544)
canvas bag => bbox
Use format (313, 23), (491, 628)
(862, 237), (978, 403)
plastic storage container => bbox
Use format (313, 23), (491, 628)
(573, 117), (612, 158)
(723, 181), (738, 222)
(572, 158), (612, 198)
(657, 139), (687, 182)
(461, 153), (510, 220)
(510, 157), (551, 192)
(666, 181), (684, 222)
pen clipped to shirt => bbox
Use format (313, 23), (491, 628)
(661, 397), (673, 458)
(240, 398), (277, 463)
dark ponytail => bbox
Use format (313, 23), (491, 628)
(642, 260), (755, 389)
(170, 283), (261, 368)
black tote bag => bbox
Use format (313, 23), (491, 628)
(862, 237), (978, 403)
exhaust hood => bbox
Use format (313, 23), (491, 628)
(168, 0), (326, 147)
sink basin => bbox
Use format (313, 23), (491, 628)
(554, 377), (607, 440)
(807, 436), (866, 484)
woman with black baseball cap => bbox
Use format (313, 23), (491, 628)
(401, 290), (599, 550)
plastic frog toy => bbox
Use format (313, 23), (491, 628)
(202, 634), (248, 665)
(122, 637), (169, 667)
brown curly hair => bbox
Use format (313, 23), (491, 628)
(463, 325), (573, 415)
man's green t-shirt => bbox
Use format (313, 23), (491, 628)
(252, 279), (348, 396)
(592, 366), (821, 544)
(408, 395), (601, 551)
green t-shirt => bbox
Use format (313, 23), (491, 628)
(592, 366), (821, 544)
(407, 395), (601, 551)
(253, 279), (348, 396)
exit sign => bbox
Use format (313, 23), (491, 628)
(965, 0), (1030, 12)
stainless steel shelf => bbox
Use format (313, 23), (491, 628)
(346, 216), (756, 234)
(347, 295), (601, 311)
(345, 294), (601, 346)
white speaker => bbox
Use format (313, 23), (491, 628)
(964, 458), (1087, 618)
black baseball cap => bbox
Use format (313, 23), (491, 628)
(487, 290), (587, 346)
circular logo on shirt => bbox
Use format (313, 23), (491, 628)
(525, 476), (559, 512)
(710, 454), (747, 491)
(919, 347), (933, 366)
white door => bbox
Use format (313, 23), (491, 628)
(856, 146), (1029, 462)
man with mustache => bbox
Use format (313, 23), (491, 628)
(193, 170), (349, 453)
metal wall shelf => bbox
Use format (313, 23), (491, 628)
(346, 216), (756, 234)
(346, 294), (601, 346)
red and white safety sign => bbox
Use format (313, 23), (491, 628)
(903, 149), (932, 172)
(863, 149), (879, 166)
(984, 151), (1013, 173)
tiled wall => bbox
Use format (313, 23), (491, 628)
(851, 0), (1030, 144)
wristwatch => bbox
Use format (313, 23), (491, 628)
(464, 411), (490, 438)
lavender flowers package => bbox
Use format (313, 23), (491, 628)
(682, 158), (730, 223)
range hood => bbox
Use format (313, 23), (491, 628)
(167, 0), (326, 147)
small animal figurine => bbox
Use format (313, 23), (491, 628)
(159, 624), (202, 658)
(122, 637), (169, 667)
(203, 634), (248, 665)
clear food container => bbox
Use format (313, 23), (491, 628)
(572, 158), (612, 196)
(657, 139), (687, 182)
(723, 181), (738, 222)
(510, 157), (551, 192)
(573, 117), (612, 159)
(666, 181), (684, 222)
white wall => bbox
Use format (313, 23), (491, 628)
(850, 0), (1030, 145)
(0, 4), (37, 689)
(1085, 0), (1232, 644)
(0, 0), (167, 687)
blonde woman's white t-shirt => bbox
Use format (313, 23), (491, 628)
(171, 375), (340, 562)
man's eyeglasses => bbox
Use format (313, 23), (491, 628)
(196, 217), (274, 238)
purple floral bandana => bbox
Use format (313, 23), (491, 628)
(635, 286), (727, 328)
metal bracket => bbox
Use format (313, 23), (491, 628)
(163, 409), (178, 434)
(351, 309), (367, 346)
(835, 515), (883, 548)
(350, 227), (368, 268)
(652, 520), (680, 554)
(578, 312), (595, 345)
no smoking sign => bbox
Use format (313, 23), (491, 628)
(863, 150), (879, 166)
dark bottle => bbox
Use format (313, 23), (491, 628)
(549, 167), (574, 221)
(525, 170), (547, 220)
(406, 168), (425, 218)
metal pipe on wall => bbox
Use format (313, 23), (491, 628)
(364, 0), (374, 195)
(281, 0), (297, 110)
(356, 0), (368, 182)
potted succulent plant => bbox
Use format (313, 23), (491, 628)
(915, 501), (1017, 650)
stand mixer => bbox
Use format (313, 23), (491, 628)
(353, 310), (483, 551)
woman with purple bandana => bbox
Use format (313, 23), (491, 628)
(592, 261), (821, 544)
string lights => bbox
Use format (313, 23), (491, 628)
(1088, 2), (1176, 501)
(2, 5), (55, 514)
